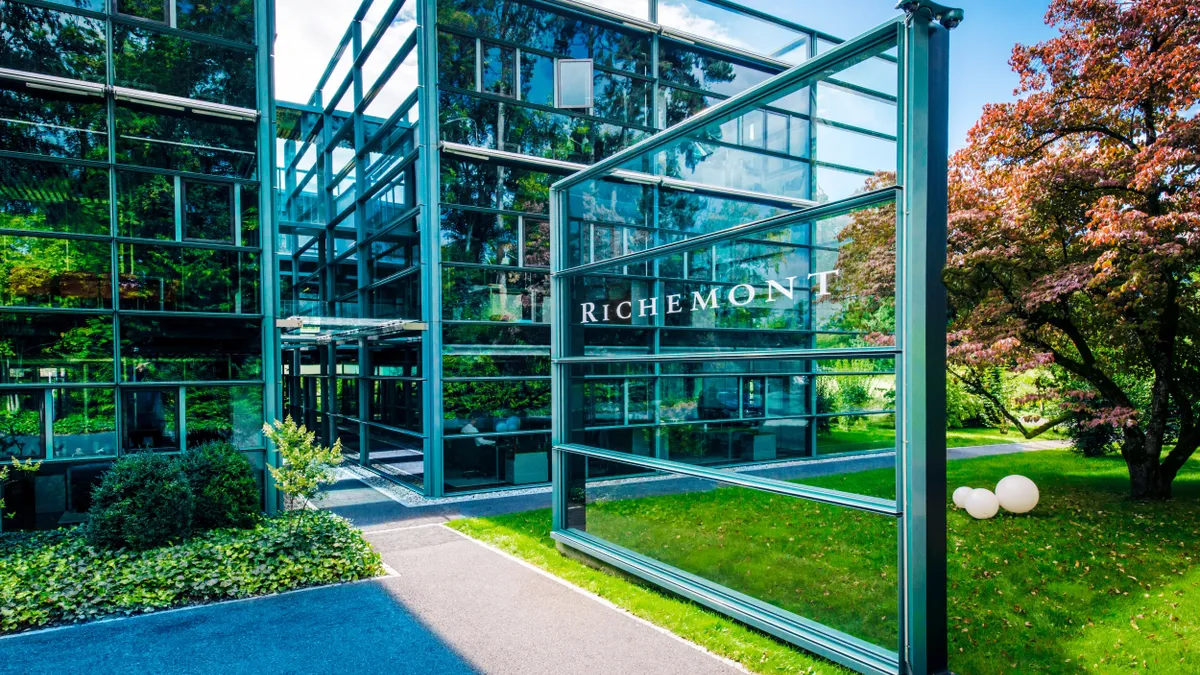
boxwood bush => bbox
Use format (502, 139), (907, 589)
(0, 511), (382, 634)
(87, 453), (194, 551)
(179, 441), (260, 531)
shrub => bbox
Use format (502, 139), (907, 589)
(87, 453), (194, 551)
(179, 441), (260, 531)
(0, 510), (383, 634)
(1066, 414), (1121, 457)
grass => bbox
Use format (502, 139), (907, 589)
(449, 450), (1200, 675)
(821, 424), (1066, 456)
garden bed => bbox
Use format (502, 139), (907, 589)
(0, 510), (383, 635)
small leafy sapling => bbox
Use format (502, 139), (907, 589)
(262, 417), (344, 514)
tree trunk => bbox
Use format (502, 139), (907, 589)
(1122, 430), (1172, 500)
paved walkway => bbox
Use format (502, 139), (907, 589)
(0, 524), (741, 675)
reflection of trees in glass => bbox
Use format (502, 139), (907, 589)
(112, 24), (256, 108)
(443, 379), (549, 422)
(115, 105), (257, 179)
(0, 235), (111, 308)
(0, 3), (106, 82)
(1, 158), (109, 235)
(0, 86), (108, 160)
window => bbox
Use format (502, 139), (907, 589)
(2, 159), (110, 236)
(122, 388), (179, 452)
(520, 52), (555, 106)
(480, 43), (515, 97)
(118, 0), (169, 23)
(118, 171), (175, 240)
(556, 59), (593, 108)
(0, 235), (111, 309)
(0, 390), (45, 459)
(119, 315), (262, 381)
(183, 180), (234, 242)
(53, 388), (117, 458)
(0, 312), (115, 383)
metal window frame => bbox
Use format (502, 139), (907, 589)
(554, 58), (594, 109)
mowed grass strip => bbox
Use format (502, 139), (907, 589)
(449, 450), (1199, 675)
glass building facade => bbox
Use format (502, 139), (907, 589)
(275, 0), (900, 498)
(0, 0), (276, 529)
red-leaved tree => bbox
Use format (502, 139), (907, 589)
(946, 0), (1200, 498)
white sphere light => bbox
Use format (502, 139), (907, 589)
(995, 475), (1040, 514)
(952, 486), (973, 509)
(965, 488), (1000, 520)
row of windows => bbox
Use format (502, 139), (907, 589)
(0, 234), (260, 312)
(1, 158), (259, 244)
(0, 312), (262, 383)
(0, 384), (263, 462)
(1, 87), (257, 178)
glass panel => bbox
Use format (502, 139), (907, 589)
(113, 24), (256, 108)
(115, 104), (257, 179)
(0, 311), (114, 384)
(119, 315), (262, 381)
(815, 123), (896, 174)
(52, 388), (117, 459)
(175, 0), (256, 43)
(118, 170), (175, 240)
(367, 425), (424, 489)
(523, 217), (549, 267)
(481, 42), (515, 97)
(520, 51), (554, 106)
(656, 1), (810, 64)
(2, 158), (109, 236)
(239, 183), (260, 246)
(368, 379), (422, 432)
(438, 0), (649, 75)
(118, 0), (168, 22)
(816, 83), (896, 136)
(0, 4), (106, 82)
(440, 209), (518, 266)
(557, 60), (592, 108)
(443, 379), (550, 433)
(444, 432), (549, 492)
(442, 266), (550, 323)
(0, 389), (44, 458)
(0, 234), (111, 309)
(118, 244), (260, 313)
(564, 454), (898, 650)
(184, 385), (263, 448)
(122, 387), (179, 452)
(0, 84), (108, 160)
(184, 180), (234, 242)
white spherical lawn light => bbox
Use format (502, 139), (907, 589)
(996, 475), (1040, 514)
(965, 488), (1000, 520)
(952, 486), (973, 509)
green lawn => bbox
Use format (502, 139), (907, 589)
(821, 424), (1066, 456)
(449, 450), (1199, 675)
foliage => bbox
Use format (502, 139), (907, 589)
(179, 441), (260, 531)
(0, 458), (40, 516)
(452, 450), (1200, 675)
(0, 511), (382, 635)
(1065, 411), (1123, 457)
(87, 453), (194, 551)
(262, 417), (343, 511)
(944, 0), (1200, 498)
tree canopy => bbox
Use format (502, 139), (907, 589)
(946, 0), (1200, 498)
